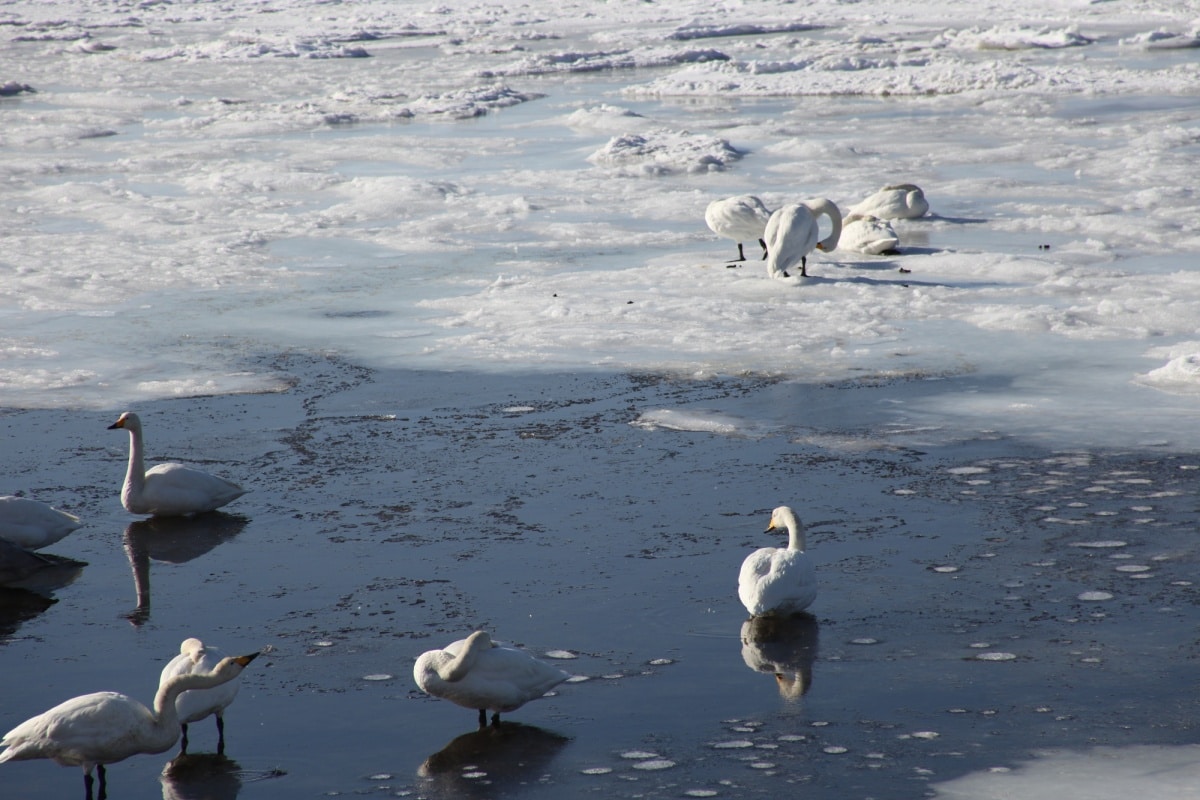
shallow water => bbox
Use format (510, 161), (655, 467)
(2, 359), (1198, 798)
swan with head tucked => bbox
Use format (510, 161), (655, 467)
(738, 506), (817, 616)
(0, 651), (259, 798)
(764, 199), (842, 279)
(839, 213), (900, 255)
(846, 183), (929, 220)
(705, 195), (773, 263)
(414, 631), (571, 727)
(159, 639), (245, 755)
(0, 496), (82, 551)
(108, 412), (247, 516)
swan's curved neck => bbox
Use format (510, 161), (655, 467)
(442, 632), (491, 681)
(804, 198), (843, 252)
(779, 510), (807, 551)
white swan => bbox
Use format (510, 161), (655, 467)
(738, 506), (817, 616)
(414, 631), (571, 726)
(0, 496), (82, 550)
(839, 213), (900, 255)
(159, 639), (245, 755)
(108, 412), (247, 516)
(763, 199), (842, 279)
(705, 195), (773, 262)
(846, 183), (929, 220)
(0, 651), (259, 798)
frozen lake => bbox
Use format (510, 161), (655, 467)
(2, 1), (1200, 798)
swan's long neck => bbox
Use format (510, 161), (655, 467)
(122, 425), (146, 505)
(441, 631), (491, 682)
(780, 510), (807, 551)
(804, 198), (842, 252)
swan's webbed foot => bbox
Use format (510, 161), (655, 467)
(725, 243), (748, 264)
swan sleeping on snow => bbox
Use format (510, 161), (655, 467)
(764, 199), (842, 279)
(0, 651), (259, 798)
(414, 631), (571, 727)
(108, 412), (247, 516)
(847, 183), (929, 220)
(705, 195), (773, 262)
(0, 496), (82, 550)
(839, 213), (900, 255)
(159, 639), (246, 755)
(738, 506), (817, 617)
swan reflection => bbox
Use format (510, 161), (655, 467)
(123, 513), (247, 625)
(160, 753), (242, 800)
(0, 542), (84, 637)
(418, 722), (569, 798)
(740, 613), (820, 700)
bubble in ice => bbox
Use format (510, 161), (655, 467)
(947, 466), (990, 475)
(1115, 564), (1150, 572)
(313, 640), (335, 647)
(632, 759), (676, 771)
(976, 652), (1018, 661)
(368, 774), (393, 780)
(621, 751), (660, 759)
(1070, 540), (1127, 548)
(581, 767), (613, 775)
(908, 731), (940, 740)
(362, 673), (393, 681)
(823, 746), (850, 754)
(712, 740), (755, 749)
(931, 565), (960, 573)
(1078, 591), (1114, 601)
(648, 658), (674, 665)
(849, 637), (881, 645)
(544, 649), (577, 659)
(566, 674), (590, 683)
(750, 762), (776, 769)
(684, 791), (720, 798)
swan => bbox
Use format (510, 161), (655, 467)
(763, 199), (842, 279)
(108, 412), (247, 516)
(0, 651), (259, 798)
(705, 195), (773, 263)
(846, 183), (929, 220)
(839, 213), (900, 255)
(159, 639), (245, 755)
(414, 631), (571, 726)
(0, 496), (82, 550)
(0, 537), (83, 586)
(738, 506), (817, 616)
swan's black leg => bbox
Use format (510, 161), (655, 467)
(179, 723), (189, 755)
(800, 256), (808, 277)
(216, 716), (226, 755)
(478, 708), (487, 727)
(84, 772), (94, 800)
(97, 764), (108, 800)
(758, 238), (768, 259)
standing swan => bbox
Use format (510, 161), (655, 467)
(705, 195), (773, 263)
(0, 652), (259, 798)
(847, 183), (929, 220)
(108, 412), (247, 516)
(0, 496), (82, 550)
(738, 506), (817, 616)
(159, 639), (245, 755)
(414, 631), (571, 727)
(764, 199), (842, 279)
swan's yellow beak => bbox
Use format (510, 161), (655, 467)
(234, 652), (261, 666)
(107, 418), (126, 430)
(816, 243), (827, 252)
(765, 522), (778, 533)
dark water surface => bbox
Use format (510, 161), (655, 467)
(2, 355), (1197, 799)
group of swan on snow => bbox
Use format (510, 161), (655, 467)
(705, 184), (930, 276)
(2, 410), (820, 794)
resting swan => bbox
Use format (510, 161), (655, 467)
(738, 506), (817, 616)
(414, 631), (570, 726)
(705, 195), (772, 263)
(0, 651), (259, 798)
(764, 199), (842, 279)
(840, 213), (900, 255)
(0, 496), (82, 550)
(159, 639), (246, 755)
(108, 412), (247, 516)
(846, 183), (929, 220)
